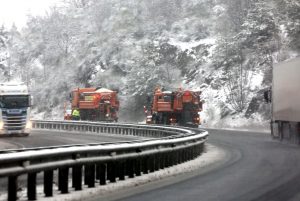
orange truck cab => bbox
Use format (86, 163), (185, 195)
(146, 87), (203, 127)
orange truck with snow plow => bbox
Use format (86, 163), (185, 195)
(65, 87), (119, 122)
(144, 87), (203, 127)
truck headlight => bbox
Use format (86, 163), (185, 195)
(26, 121), (32, 129)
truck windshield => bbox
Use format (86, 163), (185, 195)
(164, 95), (172, 102)
(0, 95), (29, 108)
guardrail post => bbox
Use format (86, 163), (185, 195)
(127, 159), (134, 178)
(191, 147), (194, 159)
(97, 163), (106, 185)
(107, 162), (116, 183)
(72, 165), (82, 190)
(199, 143), (204, 155)
(166, 152), (172, 167)
(58, 167), (69, 194)
(85, 164), (96, 188)
(174, 151), (179, 165)
(160, 154), (166, 169)
(185, 148), (189, 161)
(192, 146), (198, 159)
(190, 147), (194, 160)
(193, 146), (197, 158)
(44, 170), (53, 197)
(177, 150), (181, 164)
(182, 149), (186, 162)
(118, 161), (125, 180)
(27, 172), (37, 200)
(84, 165), (88, 185)
(135, 159), (141, 176)
(142, 156), (149, 174)
(149, 155), (155, 173)
(185, 149), (189, 161)
(154, 154), (160, 171)
(8, 176), (17, 201)
(172, 152), (176, 167)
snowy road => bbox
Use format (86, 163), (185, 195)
(102, 129), (300, 201)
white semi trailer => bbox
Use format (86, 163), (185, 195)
(0, 83), (32, 136)
(270, 57), (300, 143)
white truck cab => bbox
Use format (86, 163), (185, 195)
(0, 82), (32, 136)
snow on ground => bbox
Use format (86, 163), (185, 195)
(192, 66), (270, 131)
(201, 113), (270, 132)
(168, 37), (216, 53)
(31, 106), (63, 120)
(212, 4), (226, 16)
(250, 71), (264, 90)
(0, 143), (225, 201)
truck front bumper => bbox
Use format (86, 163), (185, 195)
(0, 128), (30, 137)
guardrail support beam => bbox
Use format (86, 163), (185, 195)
(142, 156), (149, 174)
(27, 172), (37, 200)
(59, 167), (69, 194)
(8, 176), (17, 201)
(44, 170), (53, 197)
(135, 159), (141, 176)
(85, 164), (96, 188)
(149, 155), (155, 173)
(97, 163), (106, 185)
(118, 162), (125, 180)
(154, 154), (160, 171)
(107, 162), (116, 183)
(127, 159), (134, 178)
(72, 165), (82, 190)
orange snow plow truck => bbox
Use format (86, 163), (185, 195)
(65, 87), (119, 122)
(144, 87), (203, 127)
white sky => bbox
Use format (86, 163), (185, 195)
(0, 0), (61, 28)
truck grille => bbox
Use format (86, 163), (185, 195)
(2, 111), (27, 131)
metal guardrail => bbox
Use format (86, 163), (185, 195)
(0, 120), (208, 201)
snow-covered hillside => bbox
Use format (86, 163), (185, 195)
(0, 0), (299, 128)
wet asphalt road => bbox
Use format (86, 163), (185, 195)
(0, 129), (143, 149)
(112, 129), (300, 201)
